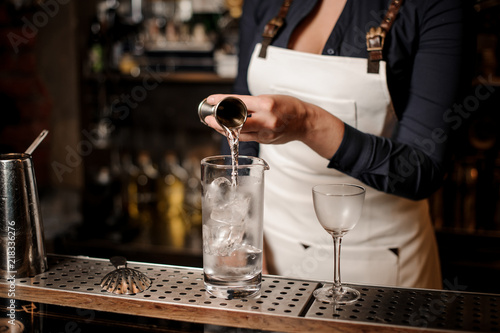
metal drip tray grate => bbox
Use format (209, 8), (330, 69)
(2, 255), (500, 332)
(307, 285), (500, 332)
(14, 255), (317, 317)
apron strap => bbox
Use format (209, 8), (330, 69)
(366, 0), (404, 74)
(259, 0), (293, 58)
(258, 0), (403, 72)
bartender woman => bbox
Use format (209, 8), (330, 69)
(204, 0), (467, 289)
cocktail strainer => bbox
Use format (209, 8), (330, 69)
(100, 256), (152, 295)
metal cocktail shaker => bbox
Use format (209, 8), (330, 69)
(0, 153), (48, 278)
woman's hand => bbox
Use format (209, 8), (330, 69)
(204, 94), (345, 160)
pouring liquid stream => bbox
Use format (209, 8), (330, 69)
(198, 97), (247, 187)
(224, 126), (241, 187)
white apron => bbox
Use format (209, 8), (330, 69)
(248, 44), (442, 289)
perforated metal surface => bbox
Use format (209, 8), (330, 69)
(306, 284), (500, 332)
(13, 255), (317, 317)
(3, 255), (500, 332)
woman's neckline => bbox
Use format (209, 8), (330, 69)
(287, 0), (348, 54)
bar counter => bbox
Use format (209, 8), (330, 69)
(1, 254), (499, 332)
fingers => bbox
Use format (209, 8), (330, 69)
(204, 116), (225, 134)
(206, 94), (245, 105)
(206, 93), (258, 126)
(204, 94), (282, 143)
(207, 94), (263, 113)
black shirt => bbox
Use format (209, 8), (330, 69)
(230, 0), (469, 200)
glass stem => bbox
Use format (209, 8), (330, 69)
(332, 235), (342, 294)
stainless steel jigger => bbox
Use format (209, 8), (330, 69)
(198, 97), (248, 129)
(0, 153), (48, 278)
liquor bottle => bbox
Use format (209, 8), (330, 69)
(156, 152), (189, 248)
(127, 151), (158, 244)
(87, 15), (105, 74)
(183, 154), (203, 248)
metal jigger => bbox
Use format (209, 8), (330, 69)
(0, 131), (49, 279)
(198, 97), (248, 129)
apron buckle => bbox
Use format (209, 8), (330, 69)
(263, 17), (284, 38)
(366, 26), (386, 53)
(366, 27), (386, 74)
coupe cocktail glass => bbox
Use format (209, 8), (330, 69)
(312, 184), (365, 304)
